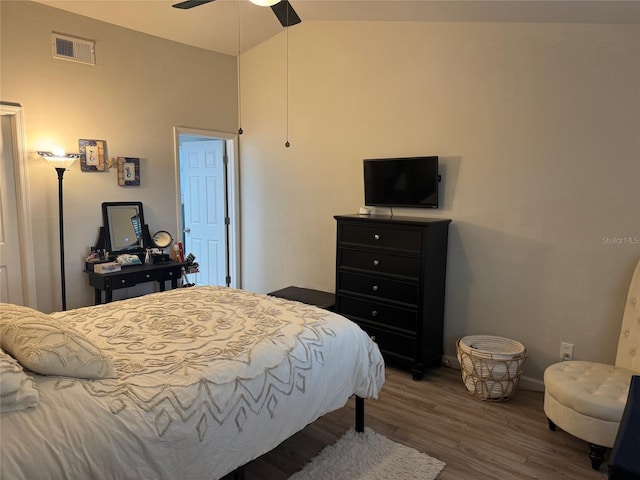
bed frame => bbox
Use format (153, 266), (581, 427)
(226, 396), (365, 479)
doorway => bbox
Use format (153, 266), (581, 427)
(174, 127), (240, 288)
(0, 103), (37, 307)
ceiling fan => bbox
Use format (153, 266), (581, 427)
(172, 0), (301, 28)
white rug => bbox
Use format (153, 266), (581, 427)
(289, 428), (446, 480)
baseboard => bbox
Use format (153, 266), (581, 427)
(442, 354), (544, 393)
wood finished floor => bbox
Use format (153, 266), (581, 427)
(243, 365), (608, 480)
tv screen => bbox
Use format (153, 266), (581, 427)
(363, 156), (439, 208)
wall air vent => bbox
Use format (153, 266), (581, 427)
(51, 33), (95, 65)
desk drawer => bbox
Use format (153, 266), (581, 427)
(339, 248), (420, 278)
(159, 267), (181, 281)
(338, 271), (419, 305)
(337, 295), (417, 333)
(341, 224), (421, 252)
(135, 269), (161, 283)
(104, 274), (137, 290)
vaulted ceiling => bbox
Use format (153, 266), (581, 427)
(33, 0), (640, 56)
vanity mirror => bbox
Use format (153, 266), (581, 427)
(100, 202), (149, 255)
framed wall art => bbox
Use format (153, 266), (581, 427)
(79, 139), (107, 171)
(117, 157), (140, 186)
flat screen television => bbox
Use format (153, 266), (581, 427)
(363, 156), (439, 208)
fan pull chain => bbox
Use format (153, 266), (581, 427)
(284, 4), (290, 148)
(237, 0), (243, 135)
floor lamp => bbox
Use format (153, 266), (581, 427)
(38, 151), (81, 311)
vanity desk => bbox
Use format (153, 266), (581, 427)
(86, 262), (184, 305)
(88, 201), (183, 304)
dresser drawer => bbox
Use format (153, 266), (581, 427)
(357, 323), (416, 362)
(339, 248), (420, 278)
(337, 295), (417, 333)
(340, 224), (421, 252)
(338, 271), (419, 305)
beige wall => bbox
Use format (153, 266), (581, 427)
(240, 21), (640, 384)
(1, 1), (237, 312)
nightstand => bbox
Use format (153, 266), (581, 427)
(268, 286), (335, 311)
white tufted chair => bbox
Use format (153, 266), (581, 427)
(544, 258), (640, 471)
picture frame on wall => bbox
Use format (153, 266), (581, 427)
(79, 139), (107, 171)
(117, 157), (140, 186)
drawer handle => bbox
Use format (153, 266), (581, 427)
(169, 272), (173, 276)
(371, 310), (378, 317)
(372, 285), (379, 292)
(374, 234), (381, 240)
(373, 260), (380, 266)
(121, 279), (126, 284)
(145, 274), (150, 279)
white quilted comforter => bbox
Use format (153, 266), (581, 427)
(1, 286), (385, 479)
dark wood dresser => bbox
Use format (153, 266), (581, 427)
(334, 214), (451, 380)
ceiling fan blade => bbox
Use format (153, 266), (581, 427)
(271, 1), (301, 27)
(172, 0), (216, 10)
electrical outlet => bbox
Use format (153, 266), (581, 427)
(560, 342), (574, 361)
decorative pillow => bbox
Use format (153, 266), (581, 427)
(0, 303), (116, 380)
(0, 348), (39, 412)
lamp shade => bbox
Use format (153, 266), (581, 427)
(249, 0), (279, 6)
(37, 151), (81, 170)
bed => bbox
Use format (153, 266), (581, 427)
(0, 286), (385, 479)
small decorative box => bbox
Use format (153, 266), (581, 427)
(93, 262), (122, 274)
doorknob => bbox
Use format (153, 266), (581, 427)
(183, 227), (191, 233)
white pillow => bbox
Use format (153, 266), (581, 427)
(0, 348), (39, 412)
(0, 303), (116, 380)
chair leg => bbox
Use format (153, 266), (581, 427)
(588, 444), (606, 471)
(547, 419), (605, 470)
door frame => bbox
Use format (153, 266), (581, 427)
(1, 102), (38, 307)
(173, 127), (241, 289)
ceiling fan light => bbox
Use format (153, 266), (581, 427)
(249, 0), (279, 6)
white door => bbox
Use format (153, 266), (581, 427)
(180, 139), (227, 286)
